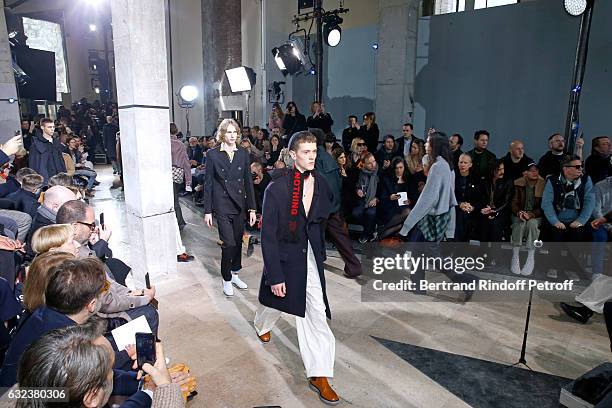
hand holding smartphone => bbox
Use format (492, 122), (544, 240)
(136, 332), (156, 368)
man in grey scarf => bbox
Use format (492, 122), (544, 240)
(352, 152), (379, 243)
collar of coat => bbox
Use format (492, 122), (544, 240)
(514, 175), (546, 197)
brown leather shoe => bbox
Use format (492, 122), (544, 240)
(309, 377), (340, 405)
(258, 331), (271, 343)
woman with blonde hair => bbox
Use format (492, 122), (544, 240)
(268, 103), (285, 130)
(406, 138), (425, 175)
(31, 224), (80, 257)
(23, 251), (74, 312)
(204, 118), (257, 296)
(349, 137), (366, 167)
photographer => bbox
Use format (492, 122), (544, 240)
(251, 162), (271, 215)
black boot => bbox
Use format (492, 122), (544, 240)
(560, 302), (594, 324)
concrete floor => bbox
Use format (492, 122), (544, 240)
(90, 166), (610, 408)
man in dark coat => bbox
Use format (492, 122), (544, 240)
(102, 116), (120, 174)
(27, 118), (66, 184)
(6, 174), (43, 219)
(254, 131), (340, 405)
(203, 119), (257, 296)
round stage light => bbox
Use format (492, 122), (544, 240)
(89, 24), (97, 32)
(179, 85), (198, 103)
(326, 27), (341, 47)
(564, 0), (587, 16)
(94, 87), (100, 94)
(8, 98), (16, 104)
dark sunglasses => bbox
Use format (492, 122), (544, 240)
(357, 143), (366, 147)
(77, 221), (96, 231)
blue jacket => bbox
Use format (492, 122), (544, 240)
(0, 177), (19, 199)
(542, 175), (594, 226)
(6, 189), (40, 219)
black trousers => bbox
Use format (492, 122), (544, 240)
(173, 182), (186, 227)
(217, 213), (245, 281)
(326, 212), (362, 277)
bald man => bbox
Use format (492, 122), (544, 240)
(501, 140), (534, 182)
(25, 185), (76, 259)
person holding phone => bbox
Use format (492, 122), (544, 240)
(203, 119), (257, 297)
(306, 101), (334, 134)
(254, 131), (340, 405)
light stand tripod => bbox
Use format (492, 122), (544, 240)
(511, 287), (534, 371)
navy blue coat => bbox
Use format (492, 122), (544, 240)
(203, 146), (256, 215)
(258, 171), (334, 318)
(0, 177), (19, 199)
(28, 133), (66, 183)
(6, 189), (40, 219)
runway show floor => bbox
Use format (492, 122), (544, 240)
(92, 167), (609, 408)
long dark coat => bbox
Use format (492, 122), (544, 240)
(258, 171), (334, 318)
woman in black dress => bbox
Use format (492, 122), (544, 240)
(360, 112), (380, 154)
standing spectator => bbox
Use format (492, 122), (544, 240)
(585, 136), (611, 184)
(396, 123), (417, 160)
(341, 115), (361, 152)
(306, 101), (333, 134)
(268, 102), (284, 130)
(170, 123), (192, 231)
(28, 118), (67, 183)
(454, 153), (480, 242)
(467, 130), (496, 184)
(20, 119), (35, 151)
(352, 153), (379, 243)
(542, 155), (594, 242)
(102, 116), (119, 174)
(282, 101), (306, 136)
(538, 133), (567, 179)
(449, 133), (464, 170)
(375, 135), (400, 172)
(510, 162), (545, 275)
(360, 112), (379, 154)
(501, 140), (533, 182)
(479, 160), (512, 242)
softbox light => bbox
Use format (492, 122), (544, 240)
(225, 66), (257, 92)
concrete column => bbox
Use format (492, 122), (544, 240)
(110, 0), (177, 283)
(0, 6), (21, 144)
(375, 0), (420, 139)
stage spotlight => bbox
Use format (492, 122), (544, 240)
(179, 85), (198, 104)
(8, 98), (16, 104)
(94, 87), (100, 94)
(372, 43), (379, 50)
(323, 14), (343, 47)
(89, 24), (97, 32)
(564, 0), (587, 16)
(271, 40), (306, 76)
(225, 66), (257, 92)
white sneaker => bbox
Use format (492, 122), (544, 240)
(511, 252), (521, 275)
(231, 274), (248, 290)
(521, 251), (535, 276)
(223, 280), (234, 296)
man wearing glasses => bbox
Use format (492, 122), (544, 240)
(538, 133), (585, 179)
(541, 155), (595, 242)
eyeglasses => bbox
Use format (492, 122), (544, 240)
(77, 221), (96, 231)
(357, 143), (366, 147)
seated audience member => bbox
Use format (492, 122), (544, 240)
(479, 160), (512, 242)
(0, 258), (107, 387)
(56, 199), (157, 324)
(254, 128), (271, 158)
(187, 136), (203, 167)
(241, 126), (252, 144)
(467, 130), (496, 184)
(15, 324), (183, 408)
(0, 277), (20, 367)
(22, 251), (74, 313)
(0, 134), (22, 168)
(0, 168), (36, 199)
(67, 137), (97, 193)
(332, 147), (357, 217)
(406, 139), (427, 207)
(449, 133), (463, 170)
(251, 162), (271, 215)
(25, 185), (76, 259)
(585, 136), (611, 184)
(360, 112), (380, 154)
(6, 173), (43, 219)
(454, 153), (481, 242)
(542, 155), (594, 242)
(510, 162), (545, 276)
(590, 176), (612, 275)
(266, 134), (282, 167)
(501, 140), (533, 182)
(378, 157), (411, 230)
(240, 139), (262, 164)
(538, 133), (567, 179)
(47, 172), (73, 187)
(395, 123), (418, 160)
(375, 135), (401, 173)
(349, 137), (366, 167)
(324, 134), (340, 155)
(31, 224), (80, 257)
(342, 115), (361, 152)
(352, 153), (379, 243)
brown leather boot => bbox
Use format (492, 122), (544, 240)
(258, 331), (271, 343)
(309, 377), (340, 405)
